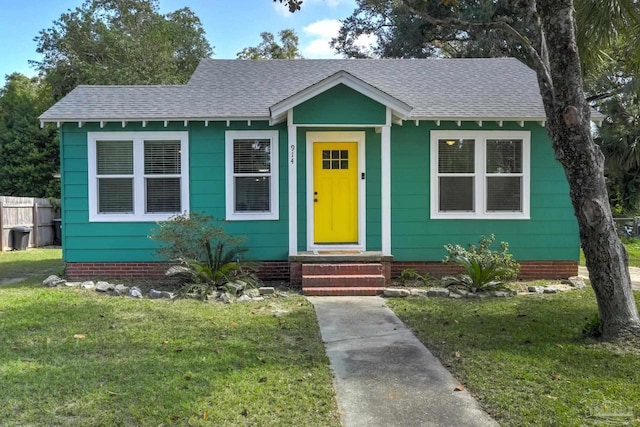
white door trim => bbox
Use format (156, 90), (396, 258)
(306, 131), (366, 252)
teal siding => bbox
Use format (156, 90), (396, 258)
(60, 108), (576, 264)
(60, 121), (289, 263)
(390, 121), (579, 262)
(364, 129), (382, 250)
(293, 84), (387, 125)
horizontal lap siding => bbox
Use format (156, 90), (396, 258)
(61, 121), (289, 264)
(365, 129), (382, 250)
(390, 121), (579, 262)
(293, 84), (386, 125)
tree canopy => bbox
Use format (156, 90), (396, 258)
(32, 0), (213, 100)
(237, 29), (303, 59)
(0, 74), (59, 197)
(331, 0), (640, 78)
(331, 0), (519, 59)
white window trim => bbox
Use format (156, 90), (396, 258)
(88, 131), (189, 222)
(225, 130), (279, 221)
(430, 130), (530, 220)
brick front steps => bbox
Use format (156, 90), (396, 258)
(302, 263), (386, 296)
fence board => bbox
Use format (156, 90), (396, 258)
(0, 196), (60, 251)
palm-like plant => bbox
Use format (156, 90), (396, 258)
(178, 239), (259, 300)
(149, 212), (260, 300)
(442, 235), (519, 292)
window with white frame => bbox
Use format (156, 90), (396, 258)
(430, 130), (530, 219)
(225, 130), (279, 220)
(88, 132), (189, 222)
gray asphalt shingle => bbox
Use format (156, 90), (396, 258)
(40, 58), (548, 122)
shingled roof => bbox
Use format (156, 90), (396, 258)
(40, 58), (550, 124)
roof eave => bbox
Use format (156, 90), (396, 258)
(39, 116), (273, 128)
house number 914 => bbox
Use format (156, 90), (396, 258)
(290, 144), (295, 165)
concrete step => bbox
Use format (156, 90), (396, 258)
(302, 263), (383, 276)
(303, 287), (385, 296)
(302, 274), (386, 288)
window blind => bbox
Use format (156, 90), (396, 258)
(438, 139), (475, 173)
(486, 140), (522, 173)
(233, 139), (272, 212)
(144, 140), (181, 174)
(96, 141), (133, 174)
(98, 178), (133, 213)
(439, 177), (474, 211)
(143, 140), (182, 214)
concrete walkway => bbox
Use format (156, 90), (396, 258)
(309, 296), (498, 427)
(578, 266), (640, 290)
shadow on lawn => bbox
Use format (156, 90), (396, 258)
(0, 249), (64, 281)
(391, 292), (640, 384)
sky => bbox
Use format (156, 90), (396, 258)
(0, 0), (370, 80)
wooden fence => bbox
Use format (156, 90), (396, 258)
(0, 196), (60, 251)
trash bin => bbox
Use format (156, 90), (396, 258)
(52, 218), (62, 246)
(11, 226), (32, 250)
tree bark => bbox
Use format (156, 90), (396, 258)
(535, 0), (640, 339)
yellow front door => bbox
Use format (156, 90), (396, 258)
(313, 142), (358, 243)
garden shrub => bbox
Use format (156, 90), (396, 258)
(442, 234), (520, 292)
(149, 212), (260, 300)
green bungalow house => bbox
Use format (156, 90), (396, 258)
(40, 58), (594, 295)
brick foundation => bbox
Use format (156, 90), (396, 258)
(65, 262), (168, 280)
(65, 261), (292, 282)
(391, 261), (578, 280)
(65, 260), (578, 282)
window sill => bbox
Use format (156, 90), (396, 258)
(226, 212), (279, 221)
(89, 213), (180, 223)
(430, 212), (530, 220)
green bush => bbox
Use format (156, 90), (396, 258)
(149, 212), (259, 300)
(442, 234), (520, 292)
(582, 314), (603, 338)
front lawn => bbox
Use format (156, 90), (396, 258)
(0, 250), (340, 426)
(388, 291), (640, 426)
(0, 248), (63, 280)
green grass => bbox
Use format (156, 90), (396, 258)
(580, 238), (640, 267)
(0, 248), (64, 279)
(0, 250), (340, 426)
(388, 291), (640, 426)
(623, 238), (640, 267)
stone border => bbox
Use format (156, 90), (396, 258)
(382, 276), (587, 299)
(42, 275), (283, 303)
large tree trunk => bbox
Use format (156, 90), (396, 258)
(536, 0), (640, 339)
